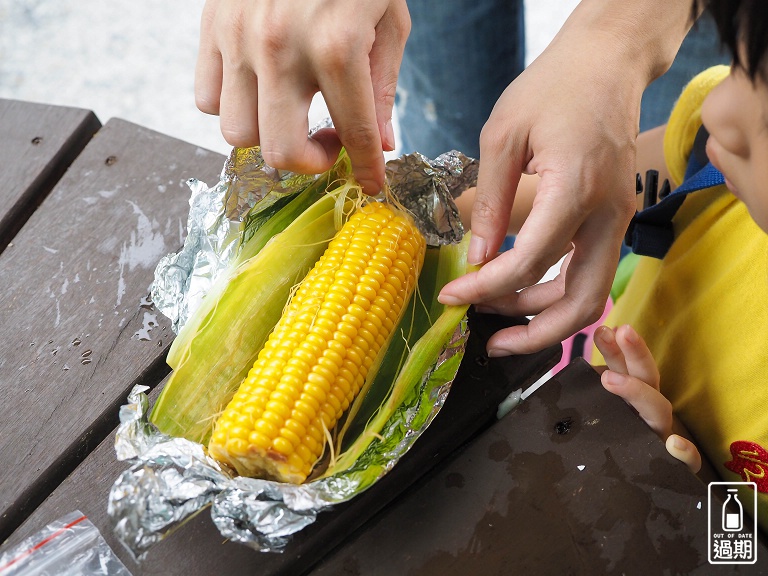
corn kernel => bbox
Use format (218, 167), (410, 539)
(272, 437), (294, 456)
(208, 202), (426, 484)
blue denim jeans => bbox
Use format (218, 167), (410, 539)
(396, 4), (729, 160)
(397, 0), (525, 159)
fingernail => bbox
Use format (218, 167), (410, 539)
(595, 326), (614, 345)
(488, 348), (512, 358)
(468, 235), (488, 265)
(359, 179), (381, 196)
(624, 325), (639, 345)
(437, 291), (462, 306)
(383, 119), (395, 151)
(602, 370), (624, 386)
(669, 435), (687, 451)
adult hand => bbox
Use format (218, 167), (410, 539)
(438, 0), (695, 355)
(595, 325), (702, 473)
(195, 0), (410, 194)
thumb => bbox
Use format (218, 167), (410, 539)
(369, 1), (410, 151)
(666, 434), (702, 474)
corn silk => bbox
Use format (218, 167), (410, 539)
(108, 136), (478, 559)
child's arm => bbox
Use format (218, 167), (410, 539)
(453, 174), (537, 236)
(594, 324), (702, 473)
(454, 123), (673, 235)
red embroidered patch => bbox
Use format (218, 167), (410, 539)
(724, 441), (768, 493)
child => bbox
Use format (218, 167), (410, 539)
(457, 0), (768, 534)
(592, 0), (768, 535)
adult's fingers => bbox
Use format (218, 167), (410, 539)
(495, 204), (622, 351)
(318, 41), (385, 194)
(464, 127), (522, 265)
(441, 174), (585, 307)
(483, 290), (601, 356)
(195, 0), (223, 115)
(475, 278), (560, 319)
(472, 218), (616, 355)
(311, 0), (409, 190)
(194, 0), (402, 185)
(601, 369), (674, 438)
(474, 251), (572, 318)
(207, 0), (264, 149)
(439, 244), (563, 314)
(257, 69), (340, 174)
(368, 0), (409, 152)
(666, 434), (703, 474)
(218, 64), (261, 148)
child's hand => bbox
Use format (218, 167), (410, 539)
(594, 324), (702, 473)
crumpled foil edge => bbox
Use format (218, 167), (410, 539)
(110, 140), (478, 559)
(109, 317), (468, 559)
(153, 147), (478, 333)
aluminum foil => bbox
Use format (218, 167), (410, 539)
(110, 318), (467, 558)
(151, 147), (319, 332)
(385, 150), (477, 246)
(110, 141), (477, 560)
(152, 145), (477, 333)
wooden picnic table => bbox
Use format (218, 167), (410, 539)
(0, 98), (764, 575)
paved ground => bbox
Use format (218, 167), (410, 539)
(0, 1), (577, 156)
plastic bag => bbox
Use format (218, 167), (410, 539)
(0, 511), (131, 576)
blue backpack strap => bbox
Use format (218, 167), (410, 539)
(624, 130), (725, 259)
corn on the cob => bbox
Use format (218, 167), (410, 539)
(207, 202), (426, 483)
(150, 190), (339, 444)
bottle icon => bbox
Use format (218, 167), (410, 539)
(722, 488), (743, 532)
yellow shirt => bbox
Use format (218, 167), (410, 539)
(595, 66), (768, 533)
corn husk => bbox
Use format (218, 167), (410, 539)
(109, 145), (478, 558)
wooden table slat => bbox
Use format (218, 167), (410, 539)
(3, 311), (560, 575)
(0, 116), (225, 542)
(0, 99), (101, 254)
(6, 98), (754, 575)
(311, 359), (767, 576)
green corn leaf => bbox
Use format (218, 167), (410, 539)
(151, 192), (342, 444)
(321, 233), (472, 480)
